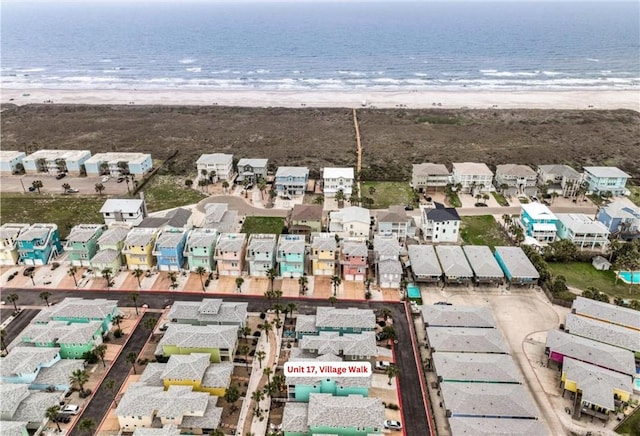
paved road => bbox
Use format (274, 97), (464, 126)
(1, 308), (40, 345)
(69, 312), (158, 436)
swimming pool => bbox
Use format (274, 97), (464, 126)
(407, 284), (421, 299)
(617, 271), (640, 285)
(634, 377), (640, 392)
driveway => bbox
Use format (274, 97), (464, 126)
(196, 195), (288, 217)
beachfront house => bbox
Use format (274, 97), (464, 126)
(420, 203), (460, 243)
(66, 224), (106, 267)
(596, 200), (640, 239)
(408, 244), (442, 283)
(16, 224), (63, 266)
(519, 202), (558, 242)
(202, 203), (240, 233)
(90, 225), (131, 272)
(155, 324), (239, 362)
(0, 151), (26, 175)
(295, 307), (375, 339)
(340, 240), (368, 281)
(493, 246), (540, 286)
(322, 167), (355, 198)
(165, 299), (248, 328)
(184, 228), (219, 272)
(275, 166), (309, 197)
(451, 162), (494, 194)
(122, 228), (159, 270)
(583, 166), (631, 197)
(494, 164), (537, 196)
(100, 198), (147, 226)
(412, 162), (451, 192)
(153, 229), (188, 271)
(84, 152), (152, 177)
(277, 234), (306, 278)
(287, 204), (323, 239)
(328, 206), (370, 240)
(196, 153), (234, 183)
(0, 223), (30, 266)
(310, 234), (337, 276)
(214, 233), (247, 276)
(22, 149), (91, 176)
(537, 164), (582, 198)
(555, 213), (610, 250)
(246, 233), (277, 277)
(236, 158), (268, 184)
(376, 205), (415, 242)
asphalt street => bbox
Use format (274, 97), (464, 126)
(1, 308), (40, 345)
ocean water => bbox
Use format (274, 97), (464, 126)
(1, 1), (638, 91)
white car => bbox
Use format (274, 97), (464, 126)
(101, 176), (110, 182)
(384, 419), (402, 430)
(375, 361), (392, 370)
(62, 404), (80, 415)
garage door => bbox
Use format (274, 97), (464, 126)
(345, 274), (355, 281)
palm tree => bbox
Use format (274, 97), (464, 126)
(330, 274), (342, 296)
(258, 179), (267, 199)
(235, 277), (244, 293)
(26, 269), (35, 286)
(241, 326), (252, 343)
(385, 365), (399, 385)
(198, 178), (208, 191)
(255, 350), (266, 368)
(133, 268), (145, 288)
(167, 271), (178, 289)
(101, 267), (113, 290)
(238, 343), (251, 368)
(224, 385), (241, 413)
(95, 183), (105, 195)
(112, 314), (124, 329)
(259, 321), (272, 343)
(70, 368), (89, 393)
(0, 329), (7, 354)
(482, 193), (490, 204)
(32, 179), (43, 194)
(313, 195), (324, 205)
(46, 405), (62, 432)
(94, 344), (108, 368)
(263, 367), (273, 385)
(222, 180), (230, 193)
(267, 267), (277, 293)
(328, 295), (337, 307)
(195, 266), (207, 292)
(104, 378), (116, 404)
(6, 294), (19, 312)
(380, 307), (392, 321)
(68, 265), (79, 287)
(298, 275), (308, 296)
(39, 291), (51, 306)
(335, 189), (346, 208)
(126, 352), (138, 374)
(62, 182), (71, 193)
(129, 292), (140, 315)
(272, 303), (284, 320)
(382, 325), (397, 340)
(251, 389), (265, 417)
(78, 418), (96, 436)
(200, 168), (208, 182)
(285, 302), (297, 320)
(185, 178), (193, 188)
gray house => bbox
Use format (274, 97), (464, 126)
(236, 158), (268, 184)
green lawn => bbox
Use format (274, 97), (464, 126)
(616, 406), (640, 435)
(141, 175), (207, 212)
(628, 184), (640, 207)
(0, 193), (105, 239)
(361, 181), (415, 209)
(492, 191), (510, 207)
(446, 192), (462, 208)
(459, 216), (512, 250)
(547, 262), (638, 299)
(241, 216), (285, 236)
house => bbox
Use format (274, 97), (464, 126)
(184, 228), (219, 272)
(435, 245), (473, 285)
(448, 417), (547, 436)
(116, 384), (222, 433)
(16, 224), (63, 266)
(462, 245), (504, 285)
(123, 228), (159, 270)
(373, 235), (400, 261)
(571, 296), (640, 331)
(564, 314), (639, 352)
(329, 206), (370, 239)
(537, 164), (582, 198)
(214, 233), (247, 276)
(275, 166), (309, 197)
(246, 233), (277, 277)
(22, 149), (91, 176)
(153, 229), (188, 271)
(555, 213), (610, 250)
(0, 421), (28, 436)
(202, 203), (240, 233)
(494, 246), (540, 286)
(155, 324), (238, 362)
(282, 393), (384, 436)
(425, 327), (509, 354)
(408, 245), (442, 283)
(133, 426), (181, 436)
(376, 206), (415, 241)
(196, 153), (234, 183)
(278, 234), (306, 278)
(90, 225), (131, 272)
(295, 307), (375, 339)
(165, 299), (248, 327)
(286, 350), (371, 401)
(139, 208), (192, 230)
(422, 305), (496, 328)
(298, 332), (377, 360)
(440, 382), (539, 419)
(583, 166), (631, 196)
(432, 352), (521, 384)
(340, 240), (368, 281)
(452, 162), (494, 194)
(287, 204), (323, 238)
(0, 224), (30, 266)
(322, 167), (355, 198)
(0, 384), (61, 432)
(420, 203), (460, 243)
(100, 198), (147, 226)
(236, 158), (268, 184)
(377, 259), (402, 289)
(0, 348), (61, 385)
(592, 256), (611, 271)
(19, 321), (103, 359)
(596, 200), (640, 239)
(519, 202), (558, 242)
(31, 359), (85, 392)
(31, 297), (118, 333)
(412, 163), (451, 192)
(310, 234), (337, 276)
(66, 224), (106, 267)
(0, 151), (26, 175)
(84, 152), (152, 177)
(494, 164), (537, 196)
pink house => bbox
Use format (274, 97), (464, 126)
(341, 240), (368, 281)
(215, 233), (247, 277)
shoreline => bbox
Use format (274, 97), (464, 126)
(2, 88), (639, 111)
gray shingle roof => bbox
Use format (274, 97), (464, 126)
(20, 321), (102, 346)
(237, 158), (268, 168)
(0, 421), (28, 436)
(90, 248), (121, 264)
(378, 258), (402, 275)
(583, 166), (631, 178)
(377, 208), (410, 224)
(373, 235), (400, 258)
(125, 228), (157, 246)
(435, 245), (473, 278)
(32, 297), (117, 323)
(537, 164), (580, 179)
(432, 352), (521, 383)
(330, 207), (370, 225)
(0, 383), (30, 418)
(155, 324), (238, 355)
(247, 233), (277, 253)
(185, 228), (219, 251)
(133, 425), (181, 436)
(426, 327), (509, 354)
(98, 226), (131, 246)
(496, 164), (536, 177)
(462, 245), (504, 278)
(299, 332), (377, 358)
(282, 402), (309, 432)
(204, 203), (228, 223)
(545, 330), (635, 376)
(311, 235), (337, 251)
(161, 353), (210, 382)
(563, 357), (632, 411)
(179, 398), (223, 430)
(286, 352), (372, 388)
(572, 296), (640, 330)
(216, 233), (247, 253)
(316, 307), (376, 330)
(16, 226), (51, 242)
(307, 393), (383, 429)
(139, 208), (191, 229)
(201, 362), (234, 389)
(342, 241), (368, 257)
(408, 245), (442, 277)
(196, 153), (233, 165)
(449, 417), (548, 435)
(66, 224), (104, 243)
(413, 163), (450, 177)
(441, 382), (539, 419)
(166, 299), (248, 326)
(276, 166), (309, 178)
(138, 363), (165, 386)
(295, 315), (318, 333)
(278, 234), (306, 254)
(422, 306), (496, 328)
(10, 390), (61, 423)
(565, 313), (639, 352)
(116, 383), (165, 417)
(0, 224), (29, 242)
(0, 347), (60, 378)
(33, 359), (85, 387)
(494, 246), (540, 279)
(154, 229), (187, 248)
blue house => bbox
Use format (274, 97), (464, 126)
(583, 167), (631, 197)
(153, 229), (188, 271)
(16, 223), (63, 266)
(0, 348), (60, 385)
(494, 246), (540, 287)
(519, 203), (558, 242)
(596, 200), (640, 238)
(275, 167), (309, 197)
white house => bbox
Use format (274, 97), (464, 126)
(85, 152), (153, 177)
(494, 164), (537, 196)
(555, 214), (610, 250)
(196, 153), (234, 183)
(275, 166), (309, 197)
(322, 167), (355, 198)
(420, 203), (461, 243)
(537, 164), (582, 198)
(328, 206), (370, 240)
(452, 162), (494, 194)
(0, 151), (26, 175)
(412, 163), (451, 192)
(100, 199), (147, 226)
(22, 149), (92, 176)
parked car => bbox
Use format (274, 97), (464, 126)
(434, 301), (452, 306)
(159, 322), (170, 332)
(117, 177), (125, 183)
(474, 203), (488, 207)
(28, 186), (36, 192)
(101, 176), (110, 183)
(65, 188), (79, 194)
(375, 361), (393, 370)
(55, 173), (66, 180)
(384, 419), (402, 431)
(404, 205), (414, 211)
(62, 404), (80, 415)
(23, 266), (35, 276)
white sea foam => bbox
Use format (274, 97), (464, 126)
(99, 59), (112, 63)
(15, 68), (46, 72)
(586, 58), (600, 62)
(337, 70), (366, 76)
(186, 67), (202, 73)
(178, 58), (196, 64)
(542, 71), (564, 76)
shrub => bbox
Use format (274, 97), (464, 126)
(113, 329), (123, 338)
(82, 350), (99, 364)
(259, 312), (266, 319)
(51, 262), (60, 270)
(204, 279), (210, 287)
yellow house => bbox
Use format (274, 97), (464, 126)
(122, 228), (158, 270)
(561, 357), (633, 416)
(0, 223), (30, 266)
(311, 234), (338, 276)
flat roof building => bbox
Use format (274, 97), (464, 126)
(22, 149), (91, 176)
(85, 152), (152, 176)
(0, 151), (26, 175)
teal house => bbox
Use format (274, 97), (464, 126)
(16, 223), (63, 266)
(19, 321), (103, 359)
(282, 393), (383, 436)
(31, 297), (118, 334)
(295, 307), (375, 340)
(277, 234), (306, 278)
(66, 224), (106, 267)
(184, 228), (219, 272)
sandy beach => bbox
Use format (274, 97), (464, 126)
(2, 88), (638, 111)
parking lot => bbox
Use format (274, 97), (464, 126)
(0, 174), (130, 195)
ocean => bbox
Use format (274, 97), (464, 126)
(1, 1), (638, 92)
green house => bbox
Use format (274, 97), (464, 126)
(295, 307), (376, 339)
(90, 225), (131, 272)
(31, 297), (118, 334)
(19, 321), (103, 359)
(66, 224), (106, 267)
(154, 324), (238, 363)
(184, 228), (219, 272)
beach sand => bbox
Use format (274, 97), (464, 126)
(2, 88), (638, 111)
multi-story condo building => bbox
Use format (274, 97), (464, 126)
(555, 214), (610, 250)
(412, 163), (451, 192)
(246, 233), (277, 277)
(322, 167), (355, 198)
(494, 164), (537, 196)
(452, 162), (494, 194)
(519, 203), (558, 242)
(0, 223), (30, 266)
(214, 233), (247, 276)
(275, 166), (309, 197)
(84, 152), (153, 177)
(196, 153), (234, 182)
(66, 224), (106, 267)
(583, 167), (631, 197)
(22, 149), (91, 176)
(537, 164), (582, 198)
(184, 228), (219, 272)
(0, 151), (26, 175)
(277, 234), (306, 278)
(17, 224), (63, 266)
